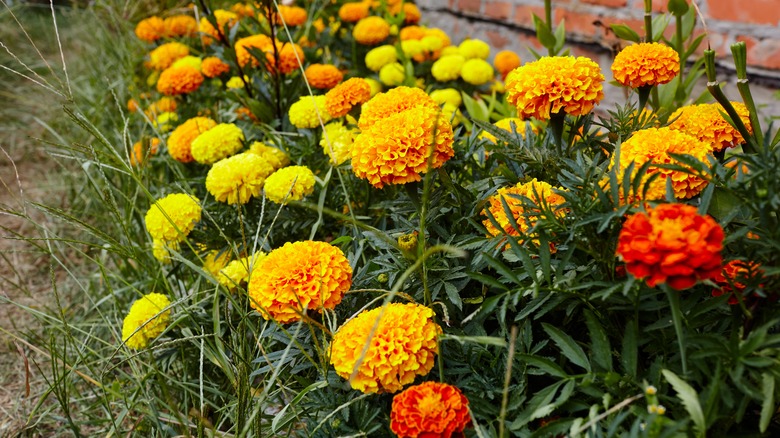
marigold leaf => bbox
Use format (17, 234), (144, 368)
(610, 24), (640, 43)
(662, 369), (706, 437)
(760, 373), (775, 433)
(542, 323), (591, 372)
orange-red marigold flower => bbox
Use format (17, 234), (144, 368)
(235, 34), (273, 67)
(157, 65), (204, 96)
(391, 381), (472, 438)
(616, 203), (724, 290)
(712, 260), (763, 305)
(612, 42), (680, 88)
(353, 16), (390, 45)
(304, 64), (344, 89)
(324, 77), (372, 117)
(494, 50), (521, 78)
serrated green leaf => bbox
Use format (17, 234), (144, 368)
(760, 373), (775, 433)
(542, 323), (591, 371)
(662, 369), (706, 437)
(516, 353), (569, 378)
(622, 320), (638, 376)
(585, 309), (612, 372)
(272, 380), (328, 433)
(533, 14), (557, 49)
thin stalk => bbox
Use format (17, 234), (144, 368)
(665, 286), (688, 375)
(644, 0), (653, 42)
(675, 14), (685, 97)
(703, 50), (757, 153)
(549, 112), (565, 153)
(544, 0), (554, 56)
(498, 326), (519, 438)
(637, 85), (652, 110)
(731, 42), (764, 149)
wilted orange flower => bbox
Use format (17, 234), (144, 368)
(201, 56), (230, 78)
(130, 138), (160, 167)
(167, 117), (217, 163)
(157, 65), (204, 95)
(163, 15), (197, 38)
(390, 2), (421, 24)
(358, 86), (437, 131)
(713, 260), (763, 304)
(135, 16), (165, 43)
(611, 127), (710, 201)
(325, 77), (371, 117)
(505, 56), (604, 121)
(275, 5), (307, 26)
(616, 203), (724, 290)
(494, 50), (521, 78)
(612, 42), (679, 88)
(148, 42), (190, 71)
(235, 34), (273, 67)
(668, 102), (752, 153)
(199, 10), (239, 44)
(353, 16), (390, 45)
(391, 381), (471, 438)
(247, 241), (352, 324)
(330, 303), (442, 393)
(304, 64), (344, 89)
(339, 2), (369, 22)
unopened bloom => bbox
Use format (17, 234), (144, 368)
(391, 381), (471, 438)
(122, 292), (171, 350)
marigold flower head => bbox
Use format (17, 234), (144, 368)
(122, 292), (171, 350)
(149, 42), (190, 71)
(167, 117), (217, 163)
(219, 251), (265, 289)
(275, 5), (307, 26)
(397, 231), (418, 252)
(171, 55), (201, 72)
(304, 64), (344, 89)
(235, 34), (273, 67)
(325, 77), (371, 118)
(479, 118), (527, 143)
(289, 95), (333, 129)
(201, 56), (230, 78)
(321, 121), (356, 165)
(199, 10), (238, 45)
(164, 15), (197, 38)
(494, 50), (521, 77)
(505, 56), (605, 121)
(264, 165), (316, 204)
(365, 45), (397, 72)
(391, 381), (471, 438)
(612, 42), (679, 88)
(152, 112), (178, 132)
(144, 97), (178, 118)
(231, 2), (256, 18)
(131, 138), (160, 166)
(425, 28), (451, 49)
(617, 203), (724, 290)
(399, 25), (426, 41)
(248, 141), (290, 170)
(157, 65), (204, 96)
(247, 241), (351, 323)
(712, 260), (763, 304)
(379, 62), (405, 86)
(358, 86), (437, 131)
(135, 16), (165, 43)
(430, 88), (462, 108)
(274, 42), (305, 74)
(145, 193), (201, 243)
(390, 2), (421, 24)
(190, 123), (245, 164)
(459, 38), (490, 60)
(401, 39), (425, 59)
(353, 16), (390, 45)
(339, 2), (370, 22)
(461, 58), (494, 85)
(127, 98), (139, 113)
(432, 54), (465, 82)
(226, 75), (245, 89)
(152, 239), (177, 264)
(330, 303), (441, 393)
(611, 127), (710, 201)
(668, 102), (752, 153)
(203, 250), (231, 278)
(206, 153), (275, 204)
(352, 105), (454, 188)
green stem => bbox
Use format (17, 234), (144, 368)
(703, 50), (757, 153)
(644, 0), (653, 42)
(549, 112), (565, 153)
(637, 85), (652, 111)
(675, 14), (685, 99)
(544, 0), (554, 56)
(665, 286), (688, 375)
(731, 42), (764, 149)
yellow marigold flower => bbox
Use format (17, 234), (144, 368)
(167, 117), (217, 163)
(339, 2), (369, 22)
(145, 193), (201, 243)
(122, 292), (171, 350)
(235, 34), (273, 67)
(171, 56), (202, 72)
(248, 141), (290, 170)
(612, 42), (679, 88)
(494, 50), (521, 78)
(152, 239), (177, 264)
(365, 45), (397, 72)
(398, 231), (418, 251)
(163, 15), (197, 38)
(439, 45), (460, 57)
(264, 165), (316, 204)
(153, 112), (178, 133)
(157, 65), (204, 96)
(325, 77), (372, 118)
(247, 241), (352, 323)
(352, 105), (454, 188)
(226, 76), (245, 89)
(304, 64), (344, 89)
(390, 2), (421, 24)
(611, 127), (711, 201)
(289, 95), (332, 129)
(401, 40), (425, 59)
(191, 123), (245, 164)
(275, 5), (307, 26)
(506, 56), (605, 121)
(425, 28), (451, 48)
(219, 251), (265, 289)
(358, 86), (437, 131)
(461, 58), (494, 85)
(130, 138), (160, 167)
(321, 121), (356, 165)
(144, 97), (178, 118)
(199, 10), (238, 45)
(149, 42), (189, 71)
(432, 55), (465, 82)
(668, 102), (752, 152)
(353, 16), (390, 45)
(206, 152), (275, 204)
(135, 16), (165, 43)
(365, 77), (382, 96)
(330, 302), (442, 394)
(479, 117), (527, 143)
(203, 250), (231, 278)
(379, 62), (405, 86)
(201, 56), (230, 78)
(459, 39), (490, 60)
(430, 88), (462, 107)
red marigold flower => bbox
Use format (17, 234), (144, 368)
(390, 381), (472, 438)
(616, 203), (724, 290)
(712, 260), (763, 305)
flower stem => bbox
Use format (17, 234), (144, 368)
(703, 50), (757, 153)
(549, 112), (565, 153)
(665, 286), (688, 375)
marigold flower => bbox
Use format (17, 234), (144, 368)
(611, 127), (710, 201)
(712, 260), (763, 304)
(612, 42), (679, 88)
(390, 2), (421, 24)
(358, 86), (437, 131)
(432, 55), (465, 82)
(248, 141), (290, 170)
(505, 56), (605, 121)
(164, 15), (197, 38)
(135, 16), (165, 43)
(131, 138), (160, 166)
(171, 55), (202, 72)
(324, 77), (371, 118)
(206, 152), (275, 204)
(127, 98), (139, 113)
(425, 28), (451, 49)
(304, 64), (344, 89)
(226, 76), (245, 89)
(353, 16), (390, 45)
(365, 45), (397, 72)
(401, 39), (425, 59)
(274, 5), (307, 26)
(145, 193), (201, 243)
(201, 56), (230, 78)
(274, 42), (305, 74)
(231, 2), (255, 18)
(494, 50), (521, 78)
(167, 117), (217, 163)
(321, 121), (356, 165)
(289, 95), (332, 129)
(199, 10), (238, 45)
(430, 88), (462, 107)
(352, 105), (454, 188)
(330, 302), (441, 393)
(668, 102), (752, 153)
(144, 97), (178, 118)
(247, 241), (351, 323)
(235, 34), (273, 67)
(616, 203), (724, 290)
(149, 42), (190, 71)
(264, 165), (316, 204)
(203, 250), (231, 278)
(153, 112), (178, 132)
(461, 58), (494, 85)
(400, 25), (426, 41)
(220, 252), (265, 289)
(122, 292), (171, 350)
(157, 65), (204, 96)
(152, 239), (177, 264)
(459, 39), (490, 60)
(190, 123), (245, 164)
(339, 2), (369, 22)
(390, 381), (472, 438)
(379, 62), (405, 86)
(397, 231), (418, 251)
(479, 118), (527, 143)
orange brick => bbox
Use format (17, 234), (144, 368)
(485, 1), (512, 20)
(708, 0), (780, 26)
(632, 0), (667, 12)
(513, 4), (546, 28)
(485, 30), (510, 48)
(583, 0), (627, 7)
(554, 8), (644, 46)
(748, 39), (780, 70)
(458, 0), (482, 14)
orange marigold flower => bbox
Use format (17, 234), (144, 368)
(235, 34), (273, 67)
(505, 56), (604, 121)
(145, 96), (177, 118)
(353, 16), (390, 45)
(201, 56), (230, 78)
(668, 102), (752, 153)
(163, 15), (197, 38)
(611, 127), (711, 201)
(148, 42), (190, 71)
(157, 65), (204, 95)
(135, 16), (165, 43)
(494, 50), (521, 78)
(391, 381), (472, 438)
(399, 25), (426, 41)
(167, 117), (217, 163)
(247, 241), (352, 324)
(390, 2), (421, 24)
(330, 303), (442, 394)
(612, 42), (679, 88)
(275, 5), (307, 26)
(325, 77), (372, 117)
(127, 98), (139, 113)
(231, 2), (256, 18)
(199, 10), (239, 45)
(617, 203), (724, 290)
(130, 138), (160, 167)
(274, 42), (305, 74)
(358, 86), (438, 131)
(712, 260), (763, 305)
(339, 2), (369, 22)
(304, 64), (344, 89)
(351, 105), (454, 188)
